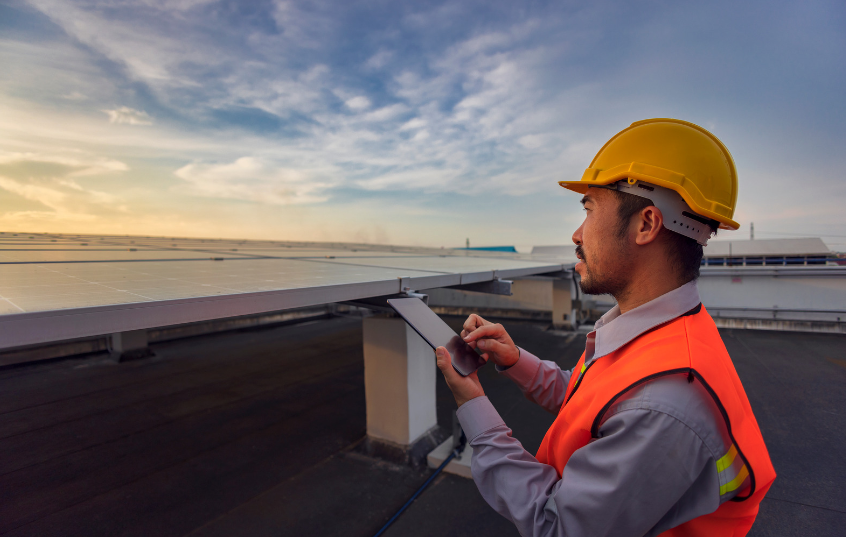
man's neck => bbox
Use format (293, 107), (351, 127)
(614, 272), (687, 315)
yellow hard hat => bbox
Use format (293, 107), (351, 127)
(559, 118), (739, 230)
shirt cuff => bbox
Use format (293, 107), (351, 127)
(456, 396), (506, 442)
(496, 347), (542, 388)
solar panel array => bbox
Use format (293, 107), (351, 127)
(0, 232), (572, 349)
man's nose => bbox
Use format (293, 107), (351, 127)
(572, 222), (583, 245)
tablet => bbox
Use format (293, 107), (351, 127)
(387, 297), (487, 377)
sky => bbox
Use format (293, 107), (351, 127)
(1, 0), (845, 251)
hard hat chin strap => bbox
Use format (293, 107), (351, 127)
(602, 180), (715, 246)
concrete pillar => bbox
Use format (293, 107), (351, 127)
(108, 329), (153, 361)
(362, 316), (437, 447)
(552, 278), (575, 329)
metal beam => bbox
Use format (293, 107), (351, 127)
(447, 279), (513, 296)
(535, 268), (576, 279)
(342, 291), (429, 313)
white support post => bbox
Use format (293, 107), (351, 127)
(108, 329), (152, 361)
(552, 278), (574, 329)
(362, 316), (437, 448)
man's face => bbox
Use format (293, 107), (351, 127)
(571, 187), (634, 297)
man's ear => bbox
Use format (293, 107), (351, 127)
(634, 206), (663, 246)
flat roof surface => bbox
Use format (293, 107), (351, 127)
(1, 315), (843, 536)
(0, 233), (567, 348)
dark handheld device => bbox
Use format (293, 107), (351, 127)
(387, 297), (487, 377)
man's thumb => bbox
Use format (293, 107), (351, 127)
(435, 347), (449, 372)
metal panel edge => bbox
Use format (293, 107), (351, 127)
(401, 274), (462, 291)
(458, 271), (495, 285)
(496, 264), (566, 279)
(0, 279), (399, 349)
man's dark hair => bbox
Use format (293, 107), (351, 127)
(611, 190), (718, 283)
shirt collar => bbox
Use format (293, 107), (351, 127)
(585, 280), (701, 364)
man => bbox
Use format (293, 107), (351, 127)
(435, 119), (775, 536)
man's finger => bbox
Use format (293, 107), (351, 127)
(476, 338), (511, 356)
(462, 314), (481, 334)
(435, 347), (460, 381)
(463, 323), (505, 343)
(462, 313), (491, 333)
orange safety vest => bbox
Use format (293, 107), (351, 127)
(536, 305), (776, 536)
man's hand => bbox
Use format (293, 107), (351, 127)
(461, 314), (520, 368)
(435, 346), (485, 407)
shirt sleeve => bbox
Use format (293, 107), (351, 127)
(457, 396), (720, 537)
(496, 348), (572, 414)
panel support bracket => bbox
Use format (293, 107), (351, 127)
(341, 291), (428, 313)
(447, 278), (513, 296)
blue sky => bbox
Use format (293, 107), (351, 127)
(1, 0), (845, 250)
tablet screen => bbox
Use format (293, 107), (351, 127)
(387, 297), (487, 376)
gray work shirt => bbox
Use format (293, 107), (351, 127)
(456, 281), (749, 537)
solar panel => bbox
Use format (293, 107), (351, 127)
(0, 233), (569, 349)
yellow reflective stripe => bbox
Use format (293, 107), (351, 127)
(719, 465), (749, 496)
(716, 445), (737, 473)
(580, 363), (587, 374)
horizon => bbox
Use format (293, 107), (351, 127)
(0, 229), (841, 255)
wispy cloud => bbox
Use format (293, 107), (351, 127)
(0, 152), (128, 176)
(0, 152), (126, 224)
(344, 96), (371, 111)
(174, 157), (334, 205)
(62, 91), (87, 101)
(103, 107), (153, 125)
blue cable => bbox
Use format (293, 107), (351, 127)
(372, 443), (464, 537)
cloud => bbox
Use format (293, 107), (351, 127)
(361, 103), (408, 122)
(103, 107), (153, 125)
(0, 152), (129, 176)
(62, 91), (87, 100)
(0, 152), (127, 225)
(0, 176), (67, 211)
(345, 96), (371, 111)
(174, 157), (334, 205)
(365, 50), (393, 70)
(399, 117), (426, 131)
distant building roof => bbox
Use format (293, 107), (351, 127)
(703, 237), (829, 257)
(455, 246), (518, 253)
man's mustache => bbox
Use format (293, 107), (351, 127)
(576, 245), (586, 263)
